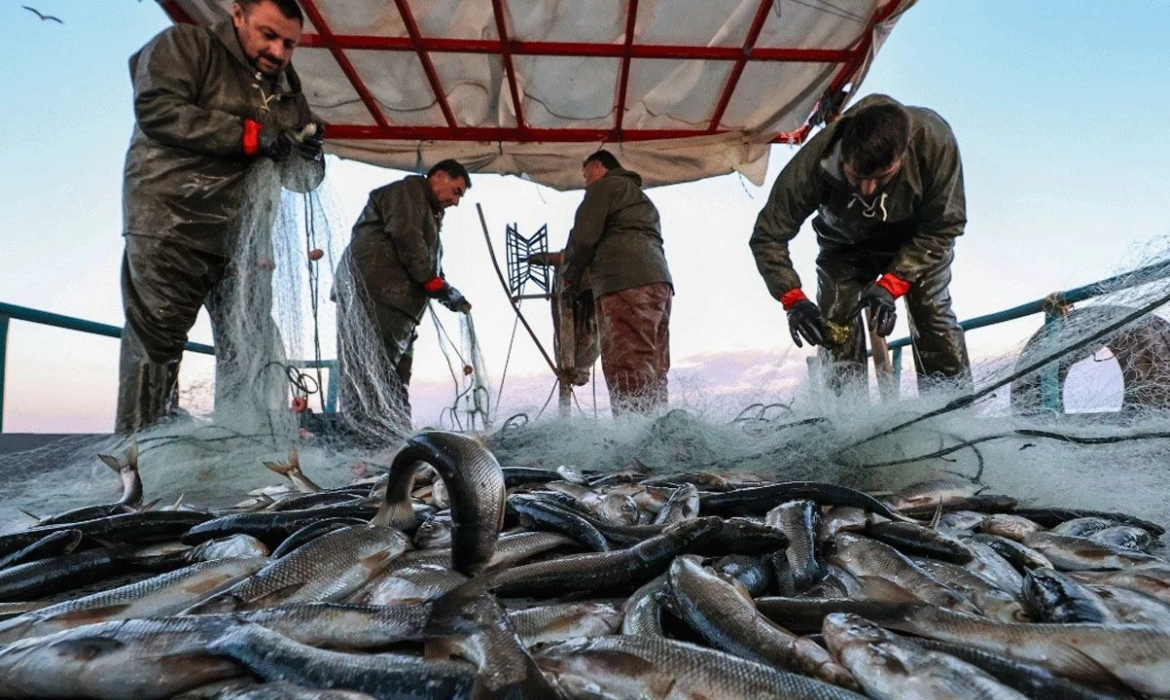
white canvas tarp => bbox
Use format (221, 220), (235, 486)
(160, 0), (915, 189)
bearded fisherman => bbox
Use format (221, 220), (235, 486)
(116, 0), (325, 433)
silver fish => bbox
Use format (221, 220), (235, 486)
(188, 525), (407, 613)
(824, 612), (1029, 700)
(536, 635), (867, 699)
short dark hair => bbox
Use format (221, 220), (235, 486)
(237, 0), (304, 24)
(584, 149), (621, 171)
(839, 102), (910, 176)
(428, 159), (471, 187)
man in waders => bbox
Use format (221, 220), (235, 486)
(116, 0), (325, 434)
(750, 95), (971, 394)
(561, 150), (673, 415)
(333, 160), (472, 438)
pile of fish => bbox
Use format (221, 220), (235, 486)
(1, 430), (1169, 699)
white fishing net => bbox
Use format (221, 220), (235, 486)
(2, 168), (1170, 533)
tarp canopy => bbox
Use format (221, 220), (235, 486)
(159, 0), (916, 189)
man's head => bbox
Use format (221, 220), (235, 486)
(839, 102), (910, 197)
(427, 159), (471, 208)
(232, 0), (304, 77)
(583, 149), (620, 186)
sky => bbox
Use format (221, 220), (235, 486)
(1, 0), (1169, 433)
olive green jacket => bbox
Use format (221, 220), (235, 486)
(750, 94), (966, 298)
(123, 20), (323, 256)
(562, 168), (672, 298)
(342, 176), (446, 321)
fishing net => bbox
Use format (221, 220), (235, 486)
(3, 167), (1170, 533)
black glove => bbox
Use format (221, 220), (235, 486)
(294, 123), (325, 162)
(851, 283), (897, 337)
(787, 299), (825, 348)
(433, 282), (471, 314)
(258, 127), (295, 161)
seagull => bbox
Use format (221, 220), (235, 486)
(22, 5), (64, 24)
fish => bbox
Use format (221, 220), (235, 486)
(666, 554), (857, 688)
(0, 511), (213, 560)
(884, 603), (1170, 696)
(351, 563), (466, 605)
(0, 616), (240, 699)
(188, 535), (270, 561)
(377, 432), (506, 576)
(712, 554), (774, 597)
(1022, 567), (1117, 623)
(32, 445), (144, 527)
(507, 495), (611, 552)
(830, 533), (980, 613)
(652, 483), (699, 525)
(865, 520), (974, 564)
(0, 529), (83, 570)
(1090, 526), (1153, 552)
(457, 517), (721, 599)
(269, 518), (368, 559)
(701, 481), (912, 522)
(768, 500), (823, 593)
(622, 573), (667, 637)
(413, 511), (453, 550)
(895, 635), (1136, 700)
(207, 624), (476, 700)
(970, 533), (1053, 572)
(1023, 532), (1163, 571)
(980, 514), (1044, 542)
(0, 556), (266, 643)
(187, 525), (408, 613)
(911, 557), (1030, 623)
(1011, 508), (1164, 537)
(263, 449), (322, 494)
(1089, 584), (1170, 626)
(825, 612), (1031, 699)
(509, 601), (623, 646)
(535, 635), (867, 699)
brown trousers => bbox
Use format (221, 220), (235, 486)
(595, 282), (672, 415)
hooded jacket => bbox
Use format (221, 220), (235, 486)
(562, 167), (672, 298)
(342, 176), (446, 322)
(750, 94), (966, 299)
(123, 20), (323, 256)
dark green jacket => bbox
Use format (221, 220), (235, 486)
(562, 168), (672, 298)
(750, 94), (966, 298)
(123, 20), (323, 256)
(343, 176), (446, 321)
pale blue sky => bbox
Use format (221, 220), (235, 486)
(1, 1), (1168, 431)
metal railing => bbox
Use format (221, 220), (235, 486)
(879, 260), (1170, 405)
(0, 301), (336, 432)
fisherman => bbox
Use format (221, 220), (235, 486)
(115, 0), (325, 434)
(750, 94), (971, 393)
(560, 150), (673, 415)
(333, 160), (473, 436)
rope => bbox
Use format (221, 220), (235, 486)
(302, 192), (326, 413)
(493, 314), (521, 419)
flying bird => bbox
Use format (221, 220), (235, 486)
(22, 5), (64, 24)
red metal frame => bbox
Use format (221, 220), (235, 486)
(161, 0), (906, 145)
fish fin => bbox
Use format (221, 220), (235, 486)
(264, 460), (292, 477)
(16, 508), (40, 523)
(97, 453), (122, 473)
(928, 502), (943, 529)
(289, 447), (299, 472)
(136, 498), (162, 512)
(127, 442), (139, 470)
